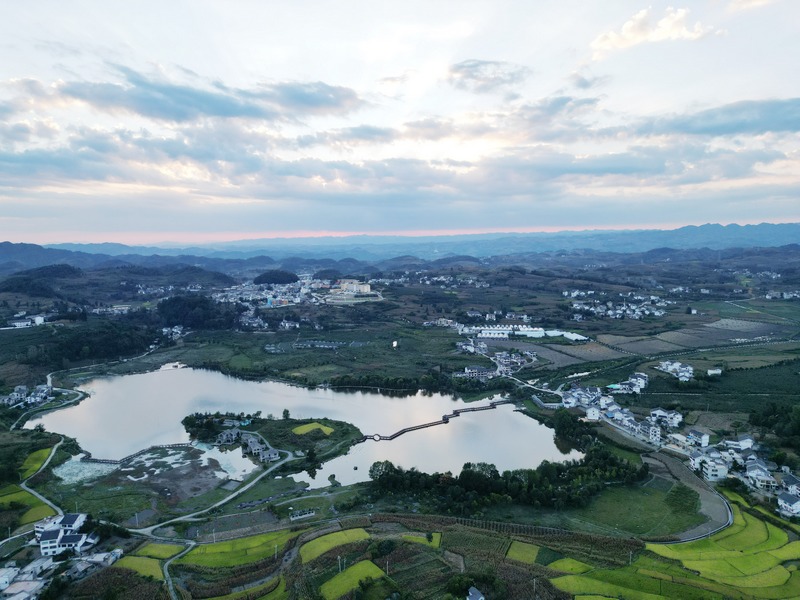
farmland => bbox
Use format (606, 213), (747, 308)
(319, 560), (384, 600)
(299, 528), (370, 563)
(553, 492), (800, 599)
(134, 542), (185, 559)
(115, 556), (164, 580)
(177, 528), (303, 567)
(18, 448), (50, 479)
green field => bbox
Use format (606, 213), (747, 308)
(320, 560), (384, 600)
(553, 492), (800, 599)
(401, 532), (441, 548)
(0, 484), (47, 511)
(292, 422), (334, 435)
(300, 528), (370, 564)
(19, 503), (56, 524)
(19, 448), (51, 480)
(177, 529), (303, 567)
(549, 557), (593, 574)
(505, 540), (540, 564)
(134, 542), (185, 559)
(115, 556), (164, 580)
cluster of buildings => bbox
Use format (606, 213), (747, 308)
(765, 290), (800, 300)
(6, 312), (48, 328)
(458, 324), (588, 342)
(216, 429), (280, 463)
(603, 406), (683, 446)
(558, 375), (693, 447)
(568, 291), (673, 322)
(684, 434), (785, 488)
(418, 274), (489, 289)
(656, 360), (695, 382)
(34, 514), (97, 558)
(0, 384), (52, 408)
(0, 514), (122, 599)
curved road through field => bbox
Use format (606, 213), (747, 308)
(19, 436), (65, 517)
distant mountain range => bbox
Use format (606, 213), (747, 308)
(0, 222), (797, 278)
(45, 223), (800, 261)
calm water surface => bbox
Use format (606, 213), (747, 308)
(27, 368), (579, 488)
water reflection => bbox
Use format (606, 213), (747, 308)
(26, 368), (580, 485)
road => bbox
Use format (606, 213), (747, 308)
(19, 437), (65, 518)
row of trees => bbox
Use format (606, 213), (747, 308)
(368, 444), (647, 515)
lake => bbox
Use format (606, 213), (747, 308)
(26, 367), (580, 488)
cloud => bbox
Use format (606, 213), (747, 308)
(250, 81), (364, 115)
(59, 67), (277, 122)
(295, 125), (398, 148)
(641, 98), (800, 136)
(591, 7), (721, 60)
(30, 66), (365, 123)
(569, 70), (610, 90)
(728, 0), (779, 11)
(447, 59), (531, 94)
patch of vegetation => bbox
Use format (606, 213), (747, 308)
(134, 542), (185, 560)
(300, 528), (370, 563)
(319, 560), (385, 600)
(177, 528), (303, 568)
(254, 270), (299, 285)
(114, 556), (164, 580)
(292, 422), (334, 436)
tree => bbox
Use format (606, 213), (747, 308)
(282, 408), (290, 420)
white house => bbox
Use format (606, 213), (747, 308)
(725, 434), (755, 451)
(689, 451), (706, 471)
(0, 567), (19, 590)
(783, 473), (800, 496)
(687, 430), (710, 447)
(586, 407), (601, 421)
(702, 459), (729, 482)
(778, 492), (800, 516)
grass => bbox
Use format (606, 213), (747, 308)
(628, 494), (800, 597)
(177, 529), (303, 567)
(320, 560), (384, 600)
(115, 556), (164, 580)
(300, 528), (370, 564)
(570, 484), (705, 537)
(19, 503), (55, 524)
(134, 542), (185, 559)
(18, 448), (51, 480)
(505, 540), (540, 564)
(292, 422), (334, 435)
(402, 532), (441, 548)
(549, 557), (593, 574)
(0, 485), (44, 509)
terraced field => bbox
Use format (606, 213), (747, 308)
(176, 528), (303, 567)
(554, 493), (800, 599)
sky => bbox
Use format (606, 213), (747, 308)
(1, 0), (798, 245)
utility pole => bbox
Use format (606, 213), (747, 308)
(629, 550), (633, 565)
(274, 544), (277, 559)
(533, 578), (536, 598)
(385, 560), (388, 576)
(213, 528), (216, 543)
(337, 555), (341, 573)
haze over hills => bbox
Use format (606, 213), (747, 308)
(1, 222), (798, 279)
(45, 223), (800, 261)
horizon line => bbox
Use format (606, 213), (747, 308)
(10, 220), (798, 247)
